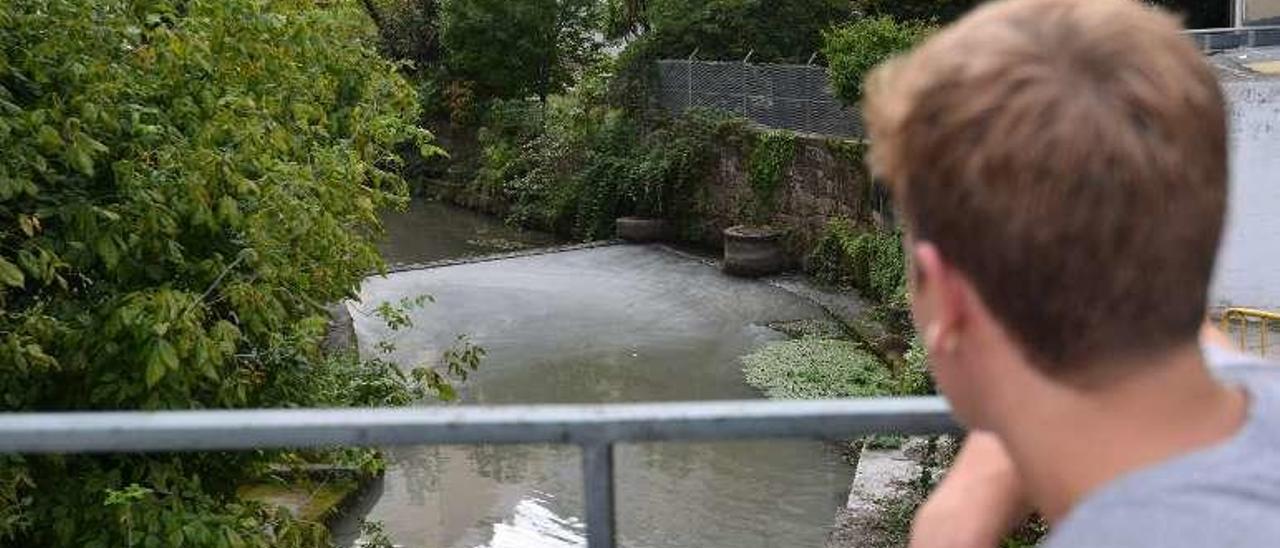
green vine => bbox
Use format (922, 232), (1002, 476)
(825, 138), (878, 216)
(746, 130), (797, 225)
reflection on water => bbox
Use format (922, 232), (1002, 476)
(376, 199), (559, 266)
(342, 204), (852, 547)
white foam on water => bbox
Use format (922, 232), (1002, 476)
(480, 494), (585, 548)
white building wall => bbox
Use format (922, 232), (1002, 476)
(1212, 80), (1280, 310)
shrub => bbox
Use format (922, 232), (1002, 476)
(471, 66), (741, 240)
(866, 229), (907, 303)
(441, 0), (603, 101)
(808, 219), (905, 302)
(899, 335), (934, 395)
(0, 0), (445, 544)
(823, 16), (934, 105)
(743, 338), (895, 399)
(808, 217), (864, 287)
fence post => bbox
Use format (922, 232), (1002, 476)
(582, 443), (617, 548)
(686, 48), (699, 113)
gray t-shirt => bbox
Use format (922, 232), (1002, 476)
(1044, 347), (1280, 547)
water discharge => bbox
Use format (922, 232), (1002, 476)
(341, 201), (852, 547)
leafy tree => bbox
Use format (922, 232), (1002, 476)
(441, 0), (604, 103)
(823, 16), (934, 105)
(852, 0), (980, 24)
(361, 0), (446, 72)
(0, 0), (453, 545)
(605, 0), (650, 39)
(636, 0), (855, 62)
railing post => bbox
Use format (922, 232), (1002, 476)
(582, 442), (617, 548)
(1262, 318), (1269, 357)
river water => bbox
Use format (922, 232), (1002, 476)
(376, 200), (561, 266)
(339, 200), (852, 547)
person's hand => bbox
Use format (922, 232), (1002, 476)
(910, 432), (1029, 548)
(909, 320), (1237, 548)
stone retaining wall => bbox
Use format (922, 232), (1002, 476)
(687, 132), (874, 262)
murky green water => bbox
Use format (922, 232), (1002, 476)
(376, 199), (560, 266)
(338, 202), (852, 548)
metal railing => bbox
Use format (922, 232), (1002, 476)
(1186, 24), (1280, 51)
(1222, 307), (1280, 357)
(0, 398), (957, 548)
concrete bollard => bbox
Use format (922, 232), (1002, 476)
(722, 226), (788, 277)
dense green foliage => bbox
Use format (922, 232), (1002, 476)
(470, 60), (743, 240)
(853, 0), (980, 25)
(632, 0), (854, 62)
(360, 0), (604, 124)
(900, 335), (933, 396)
(743, 338), (894, 399)
(360, 0), (444, 71)
(441, 0), (602, 102)
(0, 0), (461, 545)
(603, 0), (650, 39)
(808, 219), (906, 303)
(808, 218), (913, 334)
(823, 17), (935, 105)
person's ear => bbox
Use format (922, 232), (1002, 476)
(911, 241), (963, 357)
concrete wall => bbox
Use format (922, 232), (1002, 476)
(1213, 79), (1280, 310)
(689, 132), (873, 259)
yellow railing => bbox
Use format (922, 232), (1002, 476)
(1220, 308), (1280, 357)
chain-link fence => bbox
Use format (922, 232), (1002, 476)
(656, 59), (862, 138)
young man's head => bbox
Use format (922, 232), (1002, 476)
(863, 0), (1228, 426)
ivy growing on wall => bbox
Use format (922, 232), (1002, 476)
(745, 130), (797, 226)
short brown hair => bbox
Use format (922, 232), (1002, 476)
(863, 0), (1228, 370)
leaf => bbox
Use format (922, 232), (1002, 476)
(94, 237), (120, 269)
(79, 132), (109, 153)
(216, 196), (240, 223)
(17, 214), (38, 237)
(36, 125), (62, 153)
(157, 339), (178, 371)
(68, 144), (94, 177)
(145, 339), (178, 387)
(225, 528), (246, 548)
(145, 356), (166, 388)
(0, 258), (23, 288)
(435, 382), (457, 402)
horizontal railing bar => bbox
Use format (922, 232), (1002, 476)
(1185, 24), (1280, 35)
(0, 398), (957, 455)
